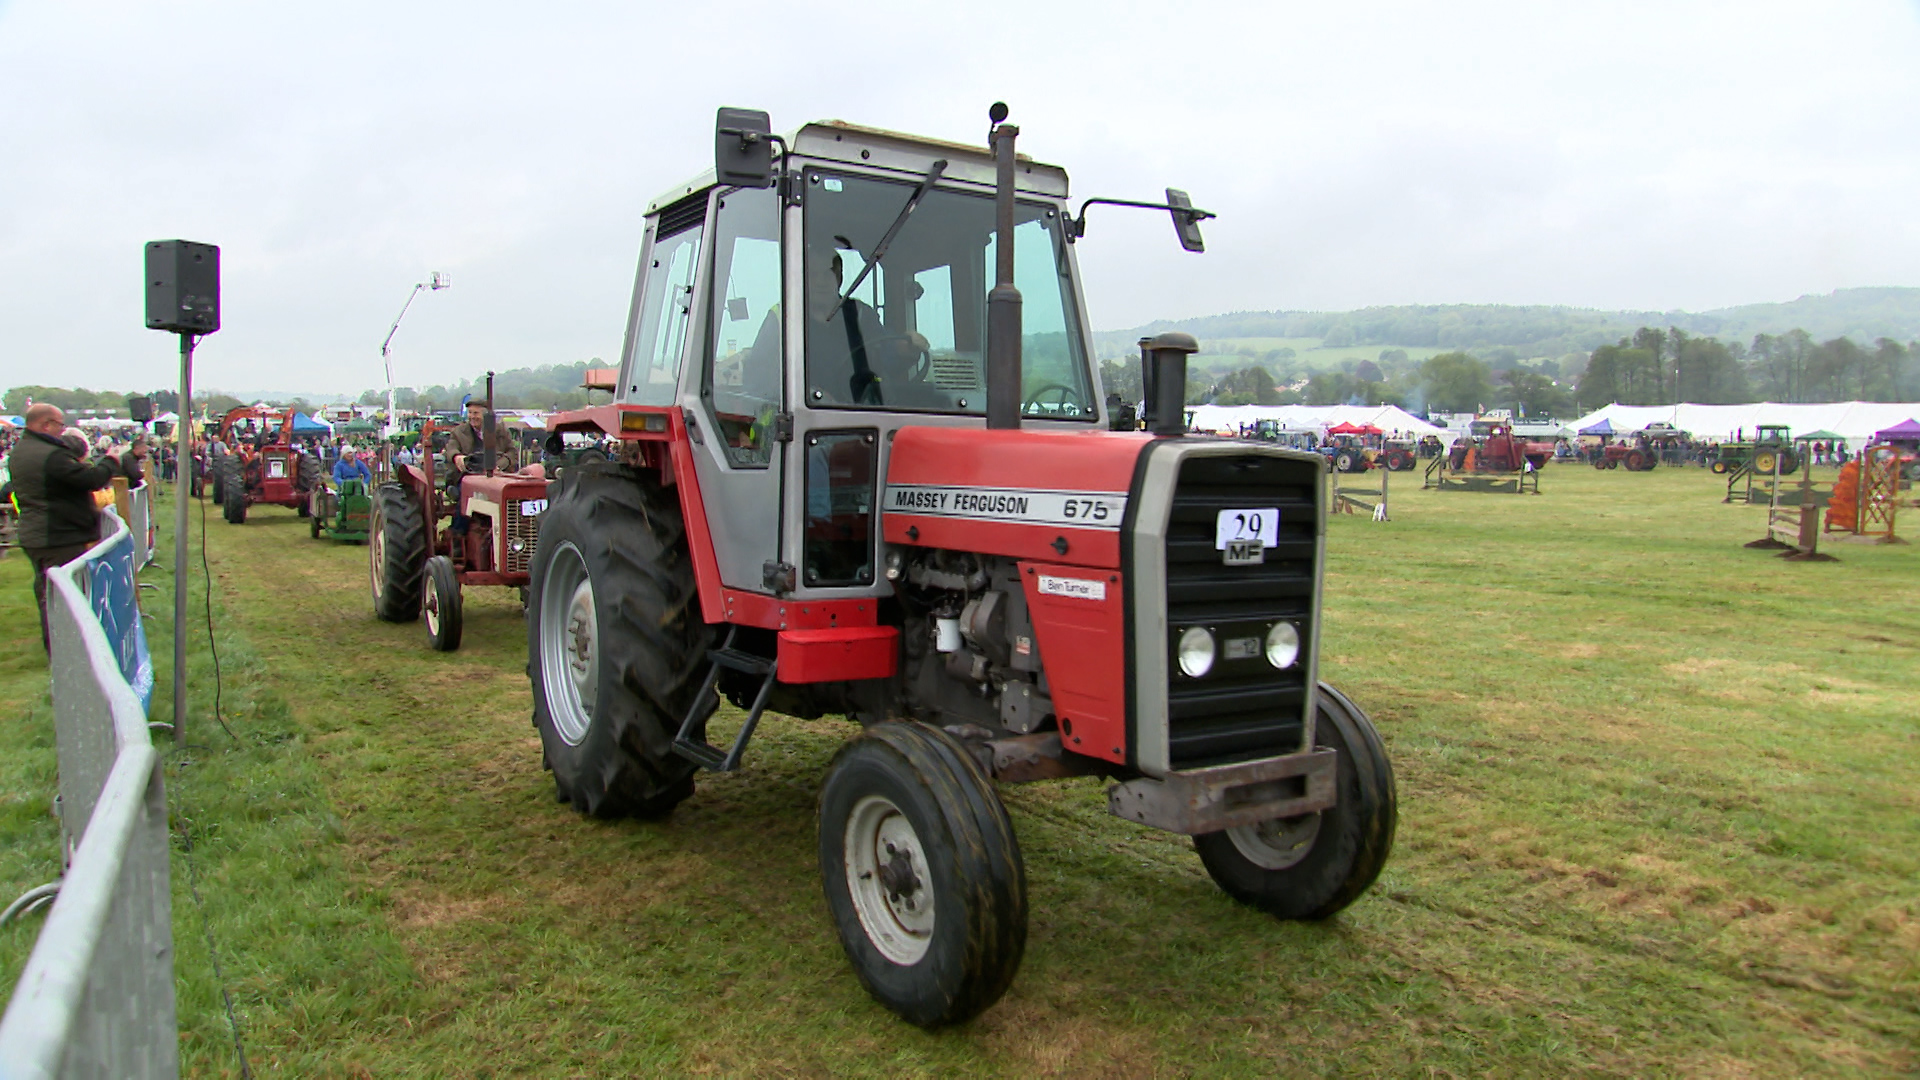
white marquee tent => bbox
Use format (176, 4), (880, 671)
(1565, 402), (1920, 443)
(1185, 403), (1448, 438)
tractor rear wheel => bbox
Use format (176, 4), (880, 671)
(208, 458), (224, 504)
(1752, 449), (1779, 475)
(296, 453), (321, 511)
(1625, 450), (1648, 471)
(370, 482), (426, 622)
(1334, 451), (1356, 473)
(1195, 682), (1396, 920)
(222, 460), (247, 524)
(423, 555), (463, 651)
(818, 722), (1026, 1027)
(527, 463), (702, 818)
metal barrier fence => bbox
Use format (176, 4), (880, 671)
(0, 512), (177, 1079)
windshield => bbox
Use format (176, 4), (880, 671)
(801, 169), (1094, 420)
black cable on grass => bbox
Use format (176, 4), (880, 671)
(174, 786), (255, 1080)
(196, 481), (237, 742)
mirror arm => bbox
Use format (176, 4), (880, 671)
(718, 128), (788, 173)
(1067, 196), (1217, 240)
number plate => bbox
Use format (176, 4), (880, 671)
(1215, 508), (1279, 550)
(518, 499), (548, 516)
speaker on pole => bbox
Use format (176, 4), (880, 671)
(145, 240), (220, 334)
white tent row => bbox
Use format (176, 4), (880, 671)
(1185, 403), (1449, 438)
(1564, 402), (1920, 443)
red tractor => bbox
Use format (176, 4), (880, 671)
(368, 381), (550, 651)
(1447, 420), (1553, 473)
(210, 406), (323, 524)
(528, 107), (1397, 1027)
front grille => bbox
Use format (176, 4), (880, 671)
(504, 499), (540, 574)
(1162, 452), (1319, 768)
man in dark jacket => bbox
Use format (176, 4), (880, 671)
(444, 400), (519, 474)
(13, 404), (119, 651)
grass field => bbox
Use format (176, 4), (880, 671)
(2, 464), (1916, 1077)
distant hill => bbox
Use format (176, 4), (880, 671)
(1093, 287), (1920, 359)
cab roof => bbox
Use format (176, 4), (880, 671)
(645, 119), (1071, 215)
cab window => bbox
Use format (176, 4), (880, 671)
(704, 186), (783, 466)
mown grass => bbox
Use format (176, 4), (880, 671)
(2, 465), (1916, 1077)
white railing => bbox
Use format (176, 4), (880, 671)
(0, 512), (176, 1079)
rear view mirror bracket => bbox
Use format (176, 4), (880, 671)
(1065, 189), (1215, 252)
(715, 107), (788, 190)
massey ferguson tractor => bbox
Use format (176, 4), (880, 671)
(527, 106), (1397, 1027)
(368, 377), (549, 651)
(211, 406), (322, 524)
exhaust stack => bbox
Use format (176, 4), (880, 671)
(984, 103), (1023, 431)
(1147, 333), (1198, 437)
(483, 370), (497, 476)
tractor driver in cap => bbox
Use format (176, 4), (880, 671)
(744, 247), (945, 411)
(445, 399), (519, 475)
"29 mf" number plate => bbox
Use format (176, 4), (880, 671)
(1215, 508), (1278, 566)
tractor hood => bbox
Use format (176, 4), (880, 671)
(881, 427), (1152, 569)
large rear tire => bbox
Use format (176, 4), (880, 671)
(1752, 449), (1779, 475)
(1195, 682), (1396, 920)
(527, 463), (702, 818)
(296, 452), (321, 508)
(370, 482), (426, 622)
(818, 722), (1026, 1027)
(209, 457), (225, 504)
(222, 460), (247, 525)
(423, 555), (463, 651)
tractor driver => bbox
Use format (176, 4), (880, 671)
(445, 399), (519, 476)
(791, 248), (945, 410)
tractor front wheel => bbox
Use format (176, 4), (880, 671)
(423, 555), (463, 651)
(1711, 459), (1729, 474)
(528, 463), (702, 818)
(370, 482), (426, 622)
(818, 722), (1026, 1027)
(1592, 457), (1607, 470)
(1194, 682), (1396, 920)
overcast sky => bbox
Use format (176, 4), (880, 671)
(3, 0), (1918, 398)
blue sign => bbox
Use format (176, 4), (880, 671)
(87, 536), (153, 710)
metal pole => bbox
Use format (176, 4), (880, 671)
(172, 333), (193, 744)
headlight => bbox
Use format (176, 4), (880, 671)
(1265, 622), (1300, 669)
(509, 538), (526, 553)
(1177, 626), (1216, 678)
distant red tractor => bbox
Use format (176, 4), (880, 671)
(1447, 421), (1553, 473)
(211, 406), (323, 524)
(368, 384), (549, 651)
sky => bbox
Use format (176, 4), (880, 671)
(3, 0), (1918, 398)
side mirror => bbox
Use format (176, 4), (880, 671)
(715, 107), (775, 189)
(1167, 188), (1206, 253)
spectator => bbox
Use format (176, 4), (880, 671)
(13, 404), (118, 652)
(120, 435), (152, 489)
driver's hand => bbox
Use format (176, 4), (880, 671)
(453, 455), (467, 472)
(905, 330), (929, 354)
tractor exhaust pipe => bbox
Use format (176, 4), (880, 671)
(985, 103), (1022, 431)
(483, 370), (497, 476)
(1147, 332), (1198, 436)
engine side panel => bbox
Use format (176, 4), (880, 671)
(1017, 561), (1127, 765)
(882, 427), (1149, 569)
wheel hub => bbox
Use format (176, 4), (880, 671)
(1226, 812), (1323, 871)
(845, 794), (934, 965)
(538, 542), (599, 747)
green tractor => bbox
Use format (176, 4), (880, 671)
(309, 478), (374, 542)
(1712, 423), (1800, 476)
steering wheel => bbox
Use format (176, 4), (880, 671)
(849, 333), (934, 404)
(1022, 382), (1085, 417)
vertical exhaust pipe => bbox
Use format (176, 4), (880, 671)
(1148, 333), (1198, 437)
(482, 370), (497, 476)
(985, 103), (1023, 431)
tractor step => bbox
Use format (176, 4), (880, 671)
(670, 630), (780, 773)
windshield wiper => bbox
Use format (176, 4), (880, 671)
(827, 159), (947, 321)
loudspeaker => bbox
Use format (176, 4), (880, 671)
(128, 395), (153, 423)
(145, 240), (221, 334)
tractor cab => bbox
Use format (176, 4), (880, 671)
(527, 106), (1398, 1028)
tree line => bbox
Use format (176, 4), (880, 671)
(1103, 326), (1920, 416)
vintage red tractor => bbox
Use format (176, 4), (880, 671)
(368, 383), (549, 650)
(211, 406), (323, 524)
(1447, 420), (1553, 473)
(526, 106), (1397, 1027)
